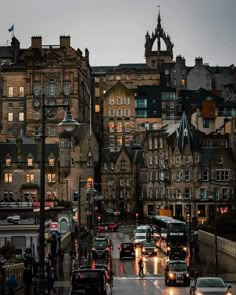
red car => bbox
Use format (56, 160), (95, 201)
(96, 222), (118, 232)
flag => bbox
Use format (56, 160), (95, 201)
(8, 25), (14, 33)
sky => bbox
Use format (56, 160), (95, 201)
(1, 0), (235, 67)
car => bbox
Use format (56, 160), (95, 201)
(7, 215), (20, 224)
(133, 225), (152, 246)
(118, 242), (135, 260)
(96, 221), (118, 232)
(141, 240), (158, 256)
(79, 264), (114, 286)
(189, 277), (232, 295)
(105, 208), (121, 216)
(70, 269), (112, 295)
(91, 236), (112, 258)
(164, 260), (190, 286)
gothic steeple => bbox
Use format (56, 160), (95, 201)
(176, 112), (193, 152)
(145, 5), (174, 69)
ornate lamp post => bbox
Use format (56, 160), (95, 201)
(38, 93), (79, 295)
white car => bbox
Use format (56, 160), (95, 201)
(7, 215), (20, 224)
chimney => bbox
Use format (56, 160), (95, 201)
(195, 57), (203, 67)
(60, 35), (70, 48)
(31, 36), (42, 49)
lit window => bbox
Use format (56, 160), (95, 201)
(8, 113), (13, 121)
(19, 87), (24, 97)
(19, 112), (24, 121)
(5, 158), (11, 167)
(95, 105), (100, 112)
(117, 122), (122, 132)
(4, 173), (13, 183)
(27, 158), (33, 167)
(26, 174), (35, 183)
(48, 173), (56, 183)
(181, 79), (185, 86)
(8, 87), (13, 97)
(49, 158), (55, 166)
(109, 122), (114, 132)
(117, 135), (122, 146)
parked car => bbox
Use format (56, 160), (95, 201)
(118, 242), (135, 260)
(91, 236), (112, 258)
(141, 240), (158, 256)
(164, 260), (190, 286)
(70, 269), (112, 295)
(189, 277), (232, 295)
(96, 221), (118, 232)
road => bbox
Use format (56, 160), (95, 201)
(53, 224), (236, 294)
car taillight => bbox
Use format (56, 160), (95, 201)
(106, 247), (110, 251)
(92, 247), (96, 251)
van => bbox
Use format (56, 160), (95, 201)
(134, 225), (152, 246)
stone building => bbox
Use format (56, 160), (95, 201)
(0, 35), (93, 142)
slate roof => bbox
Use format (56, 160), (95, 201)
(0, 140), (59, 162)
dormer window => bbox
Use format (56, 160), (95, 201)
(121, 160), (126, 171)
(27, 157), (33, 167)
(5, 158), (11, 167)
(49, 158), (55, 167)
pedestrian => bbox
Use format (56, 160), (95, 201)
(6, 274), (18, 295)
(46, 267), (55, 294)
(23, 266), (33, 295)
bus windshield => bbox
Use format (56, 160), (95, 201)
(169, 223), (186, 234)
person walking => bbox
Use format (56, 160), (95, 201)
(46, 267), (55, 294)
(138, 257), (144, 278)
(6, 274), (18, 295)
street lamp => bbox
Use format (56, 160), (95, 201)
(38, 93), (79, 295)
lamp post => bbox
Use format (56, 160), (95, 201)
(214, 196), (218, 277)
(38, 93), (79, 295)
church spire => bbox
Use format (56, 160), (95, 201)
(157, 5), (161, 52)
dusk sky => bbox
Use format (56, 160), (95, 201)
(1, 0), (235, 67)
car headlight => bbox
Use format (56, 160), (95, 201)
(183, 247), (187, 251)
(185, 273), (190, 277)
(226, 292), (232, 295)
(168, 272), (175, 279)
(196, 292), (203, 295)
(142, 249), (146, 253)
(167, 246), (171, 251)
(154, 248), (157, 252)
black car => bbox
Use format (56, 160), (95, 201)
(118, 242), (135, 260)
(70, 269), (112, 295)
(164, 260), (190, 286)
(91, 236), (112, 258)
(141, 240), (158, 256)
